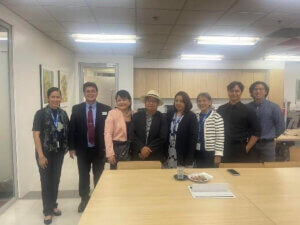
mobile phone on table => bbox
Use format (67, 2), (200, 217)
(227, 169), (240, 176)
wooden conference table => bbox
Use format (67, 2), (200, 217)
(78, 168), (300, 225)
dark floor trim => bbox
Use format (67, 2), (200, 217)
(22, 190), (79, 199)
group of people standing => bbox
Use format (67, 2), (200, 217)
(32, 80), (285, 224)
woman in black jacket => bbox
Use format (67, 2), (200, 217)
(166, 91), (198, 168)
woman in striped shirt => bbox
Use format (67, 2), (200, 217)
(195, 93), (224, 168)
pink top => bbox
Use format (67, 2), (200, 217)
(104, 108), (127, 158)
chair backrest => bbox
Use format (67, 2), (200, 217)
(219, 163), (264, 168)
(289, 147), (300, 162)
(264, 162), (300, 168)
(117, 161), (162, 170)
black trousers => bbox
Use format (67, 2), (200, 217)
(195, 150), (216, 168)
(77, 148), (105, 200)
(36, 150), (64, 216)
(223, 141), (256, 163)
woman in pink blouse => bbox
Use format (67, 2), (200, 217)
(105, 90), (133, 169)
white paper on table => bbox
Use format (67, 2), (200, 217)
(188, 183), (236, 199)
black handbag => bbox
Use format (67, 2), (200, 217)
(113, 140), (131, 162)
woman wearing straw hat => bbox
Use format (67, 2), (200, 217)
(132, 90), (167, 162)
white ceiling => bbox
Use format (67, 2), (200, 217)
(1, 0), (300, 59)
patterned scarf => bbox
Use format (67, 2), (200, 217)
(42, 106), (69, 152)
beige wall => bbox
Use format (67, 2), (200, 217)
(0, 4), (76, 197)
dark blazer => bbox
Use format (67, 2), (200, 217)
(166, 110), (198, 166)
(132, 110), (167, 161)
(68, 102), (111, 158)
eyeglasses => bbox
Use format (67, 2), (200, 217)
(146, 99), (158, 103)
(253, 88), (265, 91)
(85, 90), (97, 94)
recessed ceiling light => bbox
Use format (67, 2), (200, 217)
(197, 36), (260, 45)
(71, 34), (138, 43)
(181, 54), (224, 60)
(265, 55), (300, 61)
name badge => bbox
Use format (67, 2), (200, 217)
(196, 142), (201, 151)
(57, 141), (60, 148)
(57, 122), (63, 132)
(102, 112), (108, 116)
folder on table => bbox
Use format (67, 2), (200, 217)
(188, 183), (235, 199)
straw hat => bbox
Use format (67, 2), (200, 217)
(141, 90), (164, 106)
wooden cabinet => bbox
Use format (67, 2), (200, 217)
(269, 69), (284, 107)
(170, 70), (182, 97)
(217, 71), (230, 98)
(158, 70), (171, 98)
(182, 71), (198, 98)
(134, 69), (269, 100)
(206, 71), (218, 98)
(253, 71), (266, 82)
(134, 69), (146, 98)
(240, 71), (253, 99)
(195, 71), (207, 97)
(145, 69), (159, 93)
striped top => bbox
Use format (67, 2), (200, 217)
(196, 110), (224, 156)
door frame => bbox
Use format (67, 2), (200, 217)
(78, 62), (119, 106)
(0, 19), (18, 212)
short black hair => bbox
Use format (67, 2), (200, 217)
(174, 91), (193, 113)
(196, 92), (212, 102)
(115, 90), (131, 101)
(249, 81), (269, 97)
(47, 87), (61, 98)
(83, 82), (98, 92)
(115, 90), (132, 110)
(227, 81), (244, 92)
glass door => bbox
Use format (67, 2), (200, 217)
(79, 63), (118, 108)
(0, 20), (16, 209)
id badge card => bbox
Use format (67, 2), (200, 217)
(196, 142), (201, 151)
(57, 141), (60, 148)
(57, 122), (63, 132)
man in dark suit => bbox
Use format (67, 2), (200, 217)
(132, 90), (167, 162)
(69, 82), (111, 213)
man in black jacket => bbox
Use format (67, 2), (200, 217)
(69, 82), (111, 213)
(132, 90), (167, 162)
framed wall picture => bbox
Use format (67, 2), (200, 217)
(58, 70), (69, 108)
(39, 65), (57, 108)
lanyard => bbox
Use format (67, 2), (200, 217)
(171, 113), (184, 137)
(51, 111), (60, 140)
(198, 111), (211, 140)
(51, 111), (60, 129)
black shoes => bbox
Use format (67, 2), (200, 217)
(78, 197), (90, 213)
(78, 200), (87, 213)
(44, 216), (52, 225)
(53, 208), (62, 216)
